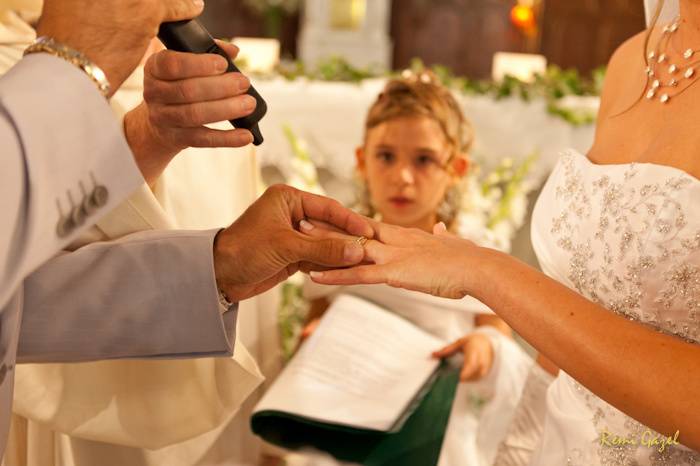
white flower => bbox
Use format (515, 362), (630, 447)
(491, 222), (513, 251)
(456, 154), (539, 253)
(286, 271), (305, 287)
(556, 95), (600, 113)
(286, 174), (325, 196)
(290, 157), (319, 185)
(509, 193), (528, 228)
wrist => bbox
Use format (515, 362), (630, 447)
(24, 36), (111, 98)
(36, 15), (148, 96)
(209, 229), (235, 311)
(35, 15), (115, 91)
(124, 103), (181, 186)
(457, 244), (493, 298)
(466, 247), (520, 306)
(212, 228), (237, 298)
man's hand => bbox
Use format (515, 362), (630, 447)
(213, 185), (375, 302)
(37, 0), (205, 96)
(124, 41), (255, 185)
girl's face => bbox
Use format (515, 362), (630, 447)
(357, 116), (468, 231)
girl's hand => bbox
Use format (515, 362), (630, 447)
(432, 333), (494, 382)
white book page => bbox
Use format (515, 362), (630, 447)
(253, 294), (445, 431)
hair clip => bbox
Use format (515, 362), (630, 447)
(400, 68), (437, 84)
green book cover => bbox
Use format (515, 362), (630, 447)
(251, 361), (459, 466)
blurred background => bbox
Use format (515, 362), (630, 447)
(200, 0), (646, 77)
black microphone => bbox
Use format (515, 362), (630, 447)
(158, 20), (267, 146)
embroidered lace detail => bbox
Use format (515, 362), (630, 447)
(540, 150), (700, 465)
(550, 151), (700, 342)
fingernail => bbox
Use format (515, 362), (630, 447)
(310, 271), (323, 279)
(299, 219), (314, 231)
(215, 57), (228, 72)
(192, 0), (205, 9)
(238, 75), (250, 91)
(243, 95), (256, 111)
(344, 243), (363, 262)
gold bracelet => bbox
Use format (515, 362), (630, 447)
(24, 36), (111, 98)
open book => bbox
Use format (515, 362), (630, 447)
(252, 294), (461, 465)
(253, 294), (448, 432)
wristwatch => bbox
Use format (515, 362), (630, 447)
(24, 36), (111, 98)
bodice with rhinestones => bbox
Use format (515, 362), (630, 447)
(530, 149), (699, 465)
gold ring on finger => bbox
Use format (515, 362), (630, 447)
(355, 236), (369, 246)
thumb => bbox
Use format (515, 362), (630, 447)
(460, 352), (480, 382)
(432, 339), (464, 359)
(162, 0), (205, 23)
(292, 234), (365, 267)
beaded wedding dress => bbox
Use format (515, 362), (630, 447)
(528, 150), (699, 465)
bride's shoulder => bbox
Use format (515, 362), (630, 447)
(607, 28), (660, 80)
(605, 26), (667, 79)
(598, 29), (658, 117)
(610, 30), (647, 63)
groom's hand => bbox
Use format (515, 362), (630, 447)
(213, 185), (375, 301)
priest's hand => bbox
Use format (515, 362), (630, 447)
(124, 40), (255, 185)
(213, 185), (375, 302)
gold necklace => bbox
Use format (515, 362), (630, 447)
(645, 18), (700, 104)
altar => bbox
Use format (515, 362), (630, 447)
(253, 77), (598, 206)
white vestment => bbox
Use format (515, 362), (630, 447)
(643, 0), (679, 25)
(1, 13), (283, 466)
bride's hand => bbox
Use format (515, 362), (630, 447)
(303, 220), (485, 299)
